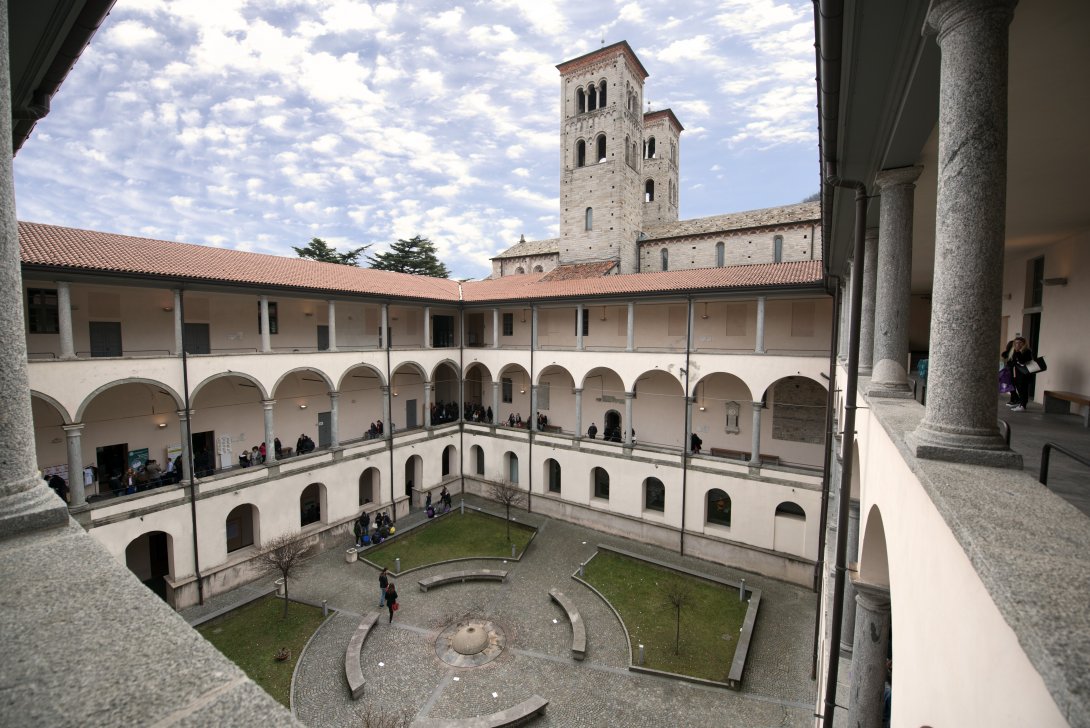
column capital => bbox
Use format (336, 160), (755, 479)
(572, 387), (582, 393)
(625, 391), (635, 399)
(850, 574), (891, 613)
(875, 165), (923, 190)
(260, 399), (276, 409)
(328, 390), (340, 399)
(62, 423), (85, 434)
(381, 385), (391, 393)
(751, 401), (764, 409)
(927, 0), (1017, 41)
(176, 409), (194, 418)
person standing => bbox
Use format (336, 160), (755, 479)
(378, 567), (389, 607)
(1006, 337), (1035, 412)
(587, 422), (597, 439)
(385, 582), (398, 623)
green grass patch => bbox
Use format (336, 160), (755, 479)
(582, 551), (749, 682)
(197, 595), (325, 706)
(365, 510), (535, 572)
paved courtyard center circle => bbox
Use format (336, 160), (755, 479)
(436, 619), (505, 667)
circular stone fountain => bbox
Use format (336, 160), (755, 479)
(435, 619), (506, 667)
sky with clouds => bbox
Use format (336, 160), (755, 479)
(14, 0), (818, 280)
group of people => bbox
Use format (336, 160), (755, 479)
(429, 400), (460, 425)
(239, 442), (268, 467)
(353, 510), (394, 547)
(465, 404), (492, 423)
(1001, 336), (1037, 412)
(425, 486), (452, 518)
(295, 433), (316, 454)
(586, 422), (635, 443)
(365, 420), (385, 439)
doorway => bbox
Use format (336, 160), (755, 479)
(317, 325), (329, 351)
(605, 409), (622, 442)
(318, 411), (332, 448)
(183, 323), (210, 354)
(126, 531), (170, 602)
(191, 430), (215, 476)
(406, 399), (418, 429)
(89, 321), (122, 357)
(96, 443), (127, 494)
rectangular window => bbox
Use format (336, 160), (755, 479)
(502, 377), (513, 403)
(258, 301), (278, 334)
(27, 288), (59, 334)
(502, 312), (514, 336)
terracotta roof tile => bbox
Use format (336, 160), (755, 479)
(538, 261), (617, 282)
(18, 221), (462, 302)
(19, 221), (824, 305)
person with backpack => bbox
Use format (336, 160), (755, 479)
(385, 582), (399, 623)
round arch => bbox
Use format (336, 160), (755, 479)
(31, 390), (72, 424)
(336, 363), (386, 391)
(404, 454), (423, 498)
(300, 482), (326, 527)
(430, 358), (461, 383)
(191, 371), (268, 401)
(755, 373), (828, 404)
(391, 361), (428, 380)
(76, 378), (184, 423)
(629, 369), (684, 448)
(464, 361), (494, 381)
(225, 502), (260, 552)
(359, 467), (381, 506)
(125, 530), (175, 602)
(441, 444), (458, 477)
(272, 367), (335, 397)
(859, 504), (889, 586)
(706, 488), (732, 527)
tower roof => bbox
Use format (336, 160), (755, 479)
(556, 40), (648, 81)
(644, 108), (684, 134)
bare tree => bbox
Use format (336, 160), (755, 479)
(360, 705), (413, 728)
(258, 531), (310, 618)
(664, 576), (693, 655)
(489, 481), (526, 542)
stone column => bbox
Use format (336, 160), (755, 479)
(840, 498), (861, 655)
(687, 301), (696, 352)
(259, 296), (271, 353)
(328, 391), (339, 447)
(530, 384), (539, 430)
(57, 281), (75, 359)
(327, 300), (337, 352)
(531, 306), (538, 350)
(492, 381), (501, 419)
(493, 308), (500, 348)
(755, 296), (766, 354)
(749, 402), (763, 466)
(261, 400), (276, 462)
(0, 12), (68, 533)
(172, 289), (183, 356)
(63, 424), (86, 508)
(684, 395), (694, 455)
(381, 303), (389, 349)
(424, 381), (433, 429)
(910, 0), (1020, 467)
(177, 410), (192, 480)
(870, 167), (923, 397)
(574, 387), (583, 438)
(846, 577), (891, 728)
(624, 391), (634, 445)
(858, 227), (879, 375)
(838, 271), (851, 361)
(381, 386), (392, 439)
(626, 302), (635, 351)
(576, 303), (584, 351)
(423, 306), (431, 348)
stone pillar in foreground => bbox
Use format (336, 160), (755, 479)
(846, 577), (891, 728)
(858, 227), (879, 375)
(910, 0), (1020, 467)
(869, 167), (923, 397)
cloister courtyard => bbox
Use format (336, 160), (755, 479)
(183, 494), (820, 727)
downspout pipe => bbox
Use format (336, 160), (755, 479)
(679, 296), (693, 556)
(816, 0), (845, 273)
(385, 304), (396, 522)
(458, 300), (465, 498)
(820, 181), (868, 727)
(527, 304), (535, 513)
(811, 276), (841, 678)
(179, 290), (204, 606)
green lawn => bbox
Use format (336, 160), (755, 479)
(364, 510), (535, 572)
(582, 550), (749, 682)
(197, 596), (325, 706)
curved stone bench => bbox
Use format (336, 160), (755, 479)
(410, 695), (548, 727)
(345, 610), (380, 700)
(548, 588), (586, 660)
(418, 569), (508, 592)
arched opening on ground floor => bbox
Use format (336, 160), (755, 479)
(226, 503), (258, 553)
(300, 482), (325, 527)
(544, 458), (561, 493)
(706, 488), (732, 528)
(360, 467), (380, 505)
(126, 530), (173, 602)
(644, 477), (665, 512)
(591, 466), (609, 500)
(471, 445), (485, 475)
(404, 454), (423, 498)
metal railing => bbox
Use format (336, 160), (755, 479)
(1039, 442), (1090, 487)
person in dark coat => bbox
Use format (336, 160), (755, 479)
(690, 432), (703, 453)
(385, 582), (398, 623)
(587, 422), (598, 439)
(378, 567), (389, 607)
(46, 474), (68, 503)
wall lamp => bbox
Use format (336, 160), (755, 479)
(162, 306), (174, 312)
(299, 404), (308, 409)
(157, 422), (168, 428)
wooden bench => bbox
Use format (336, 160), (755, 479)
(1044, 391), (1090, 427)
(409, 695), (548, 727)
(345, 610), (380, 700)
(709, 447), (748, 461)
(548, 589), (586, 660)
(418, 569), (508, 592)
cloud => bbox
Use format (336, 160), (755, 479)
(105, 20), (162, 48)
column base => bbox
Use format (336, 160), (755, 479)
(0, 483), (70, 537)
(907, 426), (1022, 468)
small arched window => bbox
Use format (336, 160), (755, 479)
(588, 84), (598, 111)
(625, 135), (631, 167)
(716, 241), (725, 267)
(660, 248), (668, 271)
(533, 265), (543, 273)
(585, 207), (593, 231)
(576, 139), (586, 168)
(776, 501), (806, 518)
(576, 88), (585, 113)
(644, 477), (665, 512)
(646, 136), (656, 159)
(598, 80), (607, 107)
(645, 179), (655, 202)
(515, 267), (525, 275)
(774, 235), (784, 263)
(596, 135), (607, 163)
(593, 466), (610, 499)
(707, 488), (732, 527)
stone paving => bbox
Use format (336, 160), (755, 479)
(209, 497), (819, 727)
